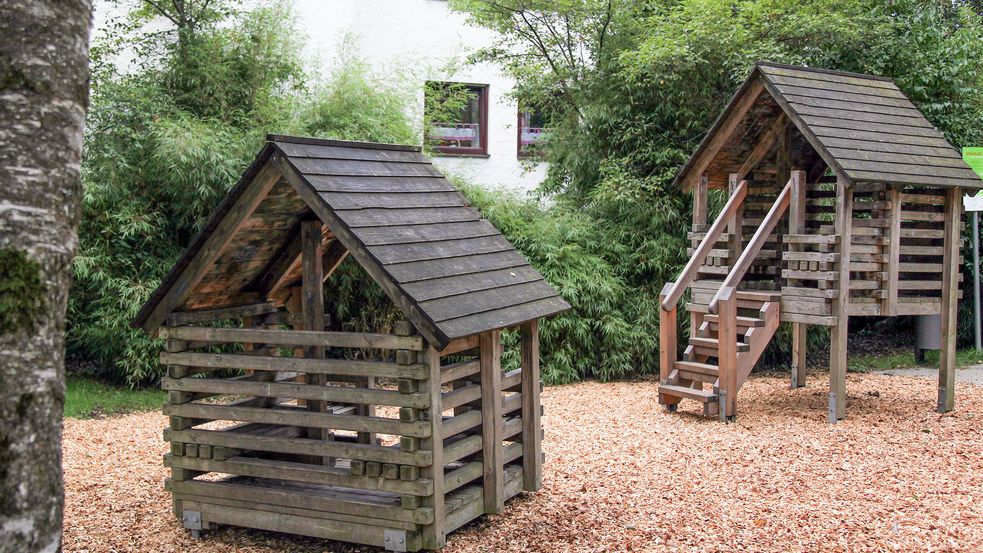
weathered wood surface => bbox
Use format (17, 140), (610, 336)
(939, 188), (960, 412)
(159, 351), (427, 379)
(757, 63), (980, 189)
(159, 326), (424, 351)
(520, 320), (543, 491)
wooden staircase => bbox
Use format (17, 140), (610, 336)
(659, 291), (780, 419)
(659, 175), (795, 421)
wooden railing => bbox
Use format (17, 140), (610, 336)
(708, 176), (794, 314)
(660, 179), (748, 311)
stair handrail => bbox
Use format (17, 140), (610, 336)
(661, 179), (748, 311)
(708, 177), (794, 314)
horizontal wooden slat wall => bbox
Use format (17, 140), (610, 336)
(162, 320), (442, 550)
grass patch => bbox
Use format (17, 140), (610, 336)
(65, 377), (165, 419)
(849, 348), (983, 373)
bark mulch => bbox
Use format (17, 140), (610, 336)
(63, 372), (983, 552)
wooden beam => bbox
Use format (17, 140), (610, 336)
(692, 174), (709, 228)
(735, 113), (789, 183)
(479, 330), (503, 514)
(684, 78), (765, 192)
(321, 238), (349, 281)
(142, 162), (281, 333)
(829, 174), (852, 423)
(520, 320), (542, 491)
(939, 187), (961, 413)
(301, 219), (331, 463)
(728, 173), (745, 260)
(788, 170), (807, 388)
(658, 282), (680, 406)
(717, 286), (738, 422)
(165, 301), (278, 326)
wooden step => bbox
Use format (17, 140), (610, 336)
(689, 337), (750, 353)
(703, 314), (765, 328)
(674, 361), (719, 378)
(659, 384), (717, 403)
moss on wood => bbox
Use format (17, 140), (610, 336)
(0, 248), (46, 334)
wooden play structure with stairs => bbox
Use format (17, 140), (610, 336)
(658, 62), (982, 422)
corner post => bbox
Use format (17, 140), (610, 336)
(479, 330), (504, 513)
(939, 187), (961, 412)
(520, 320), (543, 491)
(788, 170), (807, 388)
(829, 175), (852, 422)
(420, 342), (446, 549)
(658, 283), (680, 409)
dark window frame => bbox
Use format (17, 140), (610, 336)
(516, 108), (547, 159)
(427, 82), (490, 157)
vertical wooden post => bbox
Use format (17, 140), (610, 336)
(301, 220), (331, 463)
(717, 286), (738, 422)
(520, 320), (543, 491)
(479, 330), (503, 513)
(420, 344), (446, 549)
(728, 173), (744, 259)
(693, 174), (709, 229)
(884, 185), (902, 316)
(164, 335), (196, 519)
(658, 282), (677, 391)
(939, 187), (961, 413)
(829, 176), (852, 423)
(788, 170), (807, 388)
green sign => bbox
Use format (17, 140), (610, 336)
(966, 147), (983, 180)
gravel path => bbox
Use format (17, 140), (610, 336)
(63, 372), (983, 552)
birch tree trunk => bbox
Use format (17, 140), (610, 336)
(0, 1), (92, 550)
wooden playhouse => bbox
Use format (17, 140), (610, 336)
(132, 135), (570, 550)
(659, 62), (981, 422)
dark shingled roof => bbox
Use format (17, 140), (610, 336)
(132, 135), (570, 348)
(675, 61), (981, 189)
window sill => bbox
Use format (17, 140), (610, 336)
(433, 152), (491, 159)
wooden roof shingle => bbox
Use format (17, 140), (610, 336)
(675, 61), (981, 189)
(133, 135), (570, 348)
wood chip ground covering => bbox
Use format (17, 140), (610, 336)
(63, 372), (983, 552)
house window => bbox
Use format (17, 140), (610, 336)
(425, 82), (489, 156)
(517, 108), (546, 158)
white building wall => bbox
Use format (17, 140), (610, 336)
(93, 0), (547, 194)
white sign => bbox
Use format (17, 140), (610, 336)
(965, 192), (983, 212)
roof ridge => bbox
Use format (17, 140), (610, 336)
(266, 134), (423, 153)
(755, 60), (895, 83)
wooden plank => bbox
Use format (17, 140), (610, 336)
(166, 302), (278, 326)
(479, 330), (503, 514)
(371, 235), (513, 266)
(319, 191), (465, 210)
(169, 478), (428, 525)
(340, 207), (481, 228)
(786, 94), (925, 119)
(159, 326), (423, 351)
(780, 312), (838, 326)
(846, 170), (981, 189)
(759, 64), (899, 91)
(520, 320), (543, 491)
(402, 266), (543, 303)
(436, 296), (570, 341)
(658, 283), (678, 406)
(161, 377), (430, 409)
(440, 360), (480, 385)
(164, 428), (430, 466)
(765, 73), (908, 100)
(288, 157), (444, 177)
(810, 125), (954, 149)
(276, 141), (429, 163)
(159, 351), (427, 380)
(386, 250), (529, 284)
(165, 454), (432, 496)
(785, 233), (839, 244)
(693, 175), (708, 227)
(352, 220), (499, 246)
(420, 280), (558, 323)
(438, 335), (479, 357)
(163, 403), (431, 438)
(939, 189), (960, 413)
(791, 103), (934, 130)
(830, 176), (852, 422)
